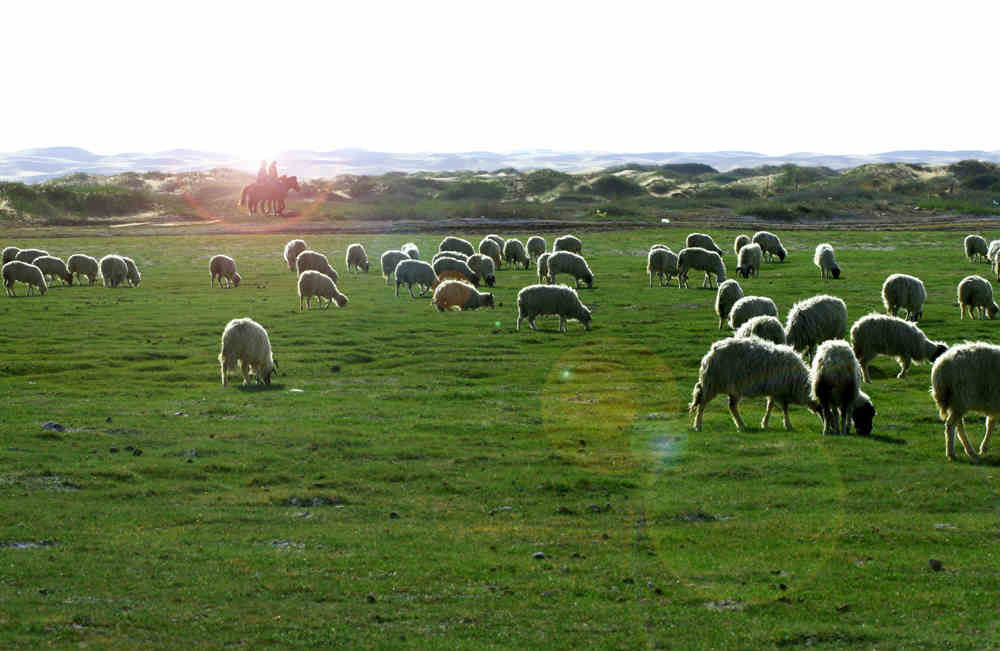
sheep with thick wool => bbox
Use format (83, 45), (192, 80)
(526, 236), (546, 260)
(813, 243), (841, 280)
(439, 236), (476, 257)
(431, 251), (469, 265)
(33, 256), (73, 285)
(931, 341), (1000, 461)
(881, 273), (926, 321)
(735, 315), (786, 345)
(536, 252), (551, 284)
(401, 242), (420, 260)
(432, 279), (495, 311)
(432, 257), (480, 286)
(210, 255), (241, 288)
(2, 247), (20, 265)
(394, 259), (437, 297)
(503, 238), (531, 270)
(516, 284), (592, 333)
(478, 238), (502, 269)
(988, 239), (1000, 262)
(15, 248), (49, 264)
(345, 243), (370, 273)
(850, 312), (947, 383)
(219, 317), (277, 386)
(467, 253), (496, 287)
(785, 294), (848, 359)
(647, 247), (679, 287)
(296, 250), (339, 283)
(957, 275), (998, 320)
(810, 340), (876, 436)
(2, 260), (47, 296)
(715, 279), (744, 329)
(752, 231), (787, 262)
(677, 247), (726, 289)
(298, 270), (348, 310)
(485, 234), (505, 249)
(964, 234), (989, 263)
(728, 295), (779, 330)
(553, 234), (582, 254)
(685, 233), (724, 257)
(380, 250), (409, 286)
(689, 336), (820, 431)
(736, 242), (762, 279)
(547, 250), (594, 288)
(67, 254), (99, 286)
(122, 256), (141, 287)
(283, 239), (307, 272)
(734, 235), (751, 256)
(99, 254), (129, 288)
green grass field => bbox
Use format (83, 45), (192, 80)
(1, 227), (997, 648)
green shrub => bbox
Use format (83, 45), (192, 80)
(441, 181), (506, 201)
(589, 175), (644, 199)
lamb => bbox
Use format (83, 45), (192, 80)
(688, 336), (820, 431)
(647, 247), (679, 287)
(957, 274), (998, 320)
(728, 295), (779, 330)
(467, 253), (496, 287)
(32, 255), (73, 285)
(295, 250), (339, 283)
(547, 250), (594, 288)
(122, 256), (141, 287)
(553, 234), (582, 254)
(2, 261), (47, 296)
(536, 252), (551, 284)
(685, 233), (724, 257)
(734, 315), (786, 345)
(526, 236), (546, 260)
(298, 269), (349, 310)
(988, 239), (1000, 262)
(380, 250), (409, 286)
(67, 254), (99, 286)
(478, 238), (503, 269)
(432, 279), (495, 311)
(785, 294), (848, 360)
(283, 239), (307, 272)
(810, 339), (876, 436)
(99, 254), (129, 288)
(438, 236), (476, 257)
(715, 279), (744, 329)
(432, 257), (480, 286)
(2, 246), (20, 265)
(881, 273), (926, 321)
(218, 317), (277, 386)
(734, 234), (751, 256)
(752, 231), (787, 262)
(964, 234), (988, 263)
(394, 259), (437, 297)
(931, 342), (1000, 461)
(850, 313), (947, 382)
(813, 243), (841, 280)
(345, 243), (370, 273)
(676, 247), (726, 289)
(431, 251), (469, 265)
(401, 242), (420, 260)
(14, 248), (49, 264)
(210, 255), (242, 288)
(503, 238), (530, 270)
(516, 284), (592, 333)
(736, 242), (762, 279)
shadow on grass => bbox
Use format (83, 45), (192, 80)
(865, 433), (908, 445)
(235, 383), (286, 393)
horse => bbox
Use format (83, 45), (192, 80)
(238, 175), (300, 216)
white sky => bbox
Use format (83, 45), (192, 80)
(5, 0), (1000, 157)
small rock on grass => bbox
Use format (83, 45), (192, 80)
(532, 552), (546, 560)
(929, 558), (943, 572)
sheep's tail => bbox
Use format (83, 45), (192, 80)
(931, 380), (950, 421)
(688, 381), (704, 417)
(238, 185), (249, 207)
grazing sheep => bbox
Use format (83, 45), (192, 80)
(728, 295), (779, 330)
(432, 257), (480, 286)
(394, 259), (437, 298)
(67, 254), (99, 286)
(345, 243), (370, 273)
(810, 340), (875, 436)
(547, 250), (594, 288)
(785, 294), (848, 360)
(14, 248), (49, 264)
(122, 257), (141, 287)
(210, 255), (241, 288)
(503, 238), (530, 270)
(648, 247), (679, 287)
(650, 243), (671, 252)
(688, 336), (820, 431)
(685, 233), (724, 257)
(752, 231), (787, 262)
(988, 239), (1000, 262)
(298, 270), (348, 310)
(994, 255), (1000, 283)
(439, 236), (476, 257)
(218, 317), (276, 386)
(467, 253), (496, 287)
(2, 246), (20, 265)
(734, 235), (751, 256)
(478, 238), (503, 269)
(380, 250), (409, 286)
(283, 239), (307, 272)
(677, 247), (726, 289)
(296, 250), (339, 283)
(485, 234), (505, 250)
(99, 254), (129, 288)
(813, 243), (841, 280)
(850, 312), (947, 383)
(516, 284), (592, 333)
(964, 234), (989, 263)
(401, 242), (420, 260)
(432, 279), (495, 311)
(431, 251), (469, 265)
(931, 342), (1000, 461)
(881, 273), (926, 321)
(32, 256), (73, 286)
(2, 260), (47, 296)
(736, 242), (762, 279)
(958, 274), (999, 320)
(715, 279), (744, 329)
(536, 252), (551, 284)
(553, 234), (582, 254)
(735, 315), (786, 345)
(526, 236), (546, 260)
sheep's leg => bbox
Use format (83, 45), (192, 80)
(897, 357), (911, 379)
(782, 402), (793, 430)
(220, 357), (229, 386)
(960, 304), (966, 320)
(954, 417), (980, 461)
(559, 316), (568, 332)
(407, 284), (416, 299)
(528, 317), (537, 331)
(395, 281), (401, 297)
(860, 361), (872, 384)
(693, 403), (705, 431)
(728, 395), (748, 430)
(762, 398), (774, 429)
(516, 316), (523, 331)
(979, 416), (995, 456)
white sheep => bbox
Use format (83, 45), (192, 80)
(210, 255), (242, 288)
(432, 257), (480, 286)
(536, 252), (551, 284)
(380, 250), (409, 286)
(931, 341), (1000, 461)
(33, 256), (73, 285)
(467, 253), (496, 287)
(295, 250), (339, 283)
(122, 256), (141, 287)
(881, 273), (926, 321)
(394, 259), (437, 297)
(431, 251), (469, 265)
(785, 294), (848, 359)
(728, 295), (779, 330)
(67, 254), (99, 286)
(689, 336), (820, 431)
(553, 234), (582, 254)
(813, 243), (841, 280)
(677, 247), (726, 289)
(283, 239), (307, 272)
(485, 234), (505, 250)
(478, 238), (503, 269)
(2, 246), (20, 265)
(14, 248), (49, 264)
(503, 238), (530, 270)
(736, 242), (762, 279)
(219, 317), (277, 386)
(526, 236), (546, 260)
(734, 315), (786, 345)
(988, 239), (1000, 262)
(432, 279), (495, 311)
(957, 274), (998, 320)
(516, 284), (592, 333)
(298, 269), (349, 310)
(964, 234), (989, 263)
(715, 279), (744, 329)
(752, 231), (787, 262)
(647, 247), (679, 287)
(685, 233), (724, 257)
(810, 339), (876, 436)
(439, 236), (476, 257)
(401, 242), (420, 260)
(99, 254), (129, 288)
(345, 243), (370, 273)
(850, 312), (947, 383)
(734, 235), (751, 256)
(547, 250), (594, 288)
(2, 260), (47, 296)
(994, 254), (1000, 283)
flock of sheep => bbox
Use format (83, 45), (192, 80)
(2, 246), (141, 294)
